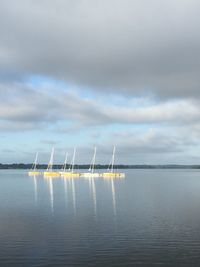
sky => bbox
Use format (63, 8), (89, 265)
(0, 0), (200, 164)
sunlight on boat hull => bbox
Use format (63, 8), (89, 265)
(44, 172), (61, 178)
(62, 172), (80, 178)
(28, 171), (41, 176)
(102, 172), (125, 178)
(81, 173), (100, 178)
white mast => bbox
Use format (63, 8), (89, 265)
(32, 152), (38, 171)
(110, 146), (116, 173)
(62, 152), (68, 172)
(92, 146), (96, 173)
(89, 146), (97, 173)
(71, 147), (76, 173)
(47, 147), (54, 172)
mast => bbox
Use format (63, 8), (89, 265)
(107, 158), (112, 171)
(32, 152), (38, 171)
(62, 152), (68, 171)
(71, 147), (76, 173)
(89, 146), (97, 173)
(92, 146), (96, 173)
(47, 147), (54, 172)
(110, 146), (116, 173)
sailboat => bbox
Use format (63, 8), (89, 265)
(62, 147), (80, 178)
(81, 147), (100, 177)
(43, 148), (60, 177)
(102, 146), (125, 178)
(28, 152), (41, 176)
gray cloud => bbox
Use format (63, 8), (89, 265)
(105, 128), (194, 153)
(0, 82), (107, 131)
(92, 126), (200, 164)
(1, 81), (200, 133)
(37, 126), (200, 164)
(0, 0), (200, 98)
(1, 82), (200, 132)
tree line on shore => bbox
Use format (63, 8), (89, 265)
(0, 163), (200, 169)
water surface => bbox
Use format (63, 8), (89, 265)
(1, 169), (200, 266)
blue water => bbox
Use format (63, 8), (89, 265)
(1, 169), (200, 266)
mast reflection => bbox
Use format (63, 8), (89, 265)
(103, 177), (124, 216)
(85, 177), (97, 216)
(111, 178), (116, 216)
(33, 175), (38, 206)
(88, 177), (92, 194)
(63, 177), (68, 204)
(71, 178), (76, 215)
(62, 177), (77, 215)
(91, 178), (97, 216)
(48, 177), (54, 215)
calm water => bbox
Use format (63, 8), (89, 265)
(1, 169), (200, 266)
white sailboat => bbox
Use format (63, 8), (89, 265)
(81, 147), (100, 177)
(102, 146), (125, 178)
(62, 147), (80, 177)
(44, 148), (60, 177)
(28, 152), (41, 176)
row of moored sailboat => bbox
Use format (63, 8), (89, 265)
(28, 146), (125, 178)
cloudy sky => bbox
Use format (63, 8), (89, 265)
(0, 0), (200, 164)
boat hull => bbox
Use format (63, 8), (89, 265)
(28, 171), (41, 176)
(81, 172), (100, 178)
(43, 171), (61, 178)
(62, 172), (80, 178)
(102, 172), (125, 178)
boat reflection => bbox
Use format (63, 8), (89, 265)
(42, 174), (124, 217)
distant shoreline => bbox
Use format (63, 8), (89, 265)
(0, 164), (200, 170)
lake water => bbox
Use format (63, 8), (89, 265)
(1, 169), (200, 266)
